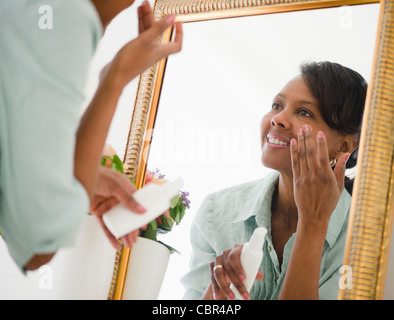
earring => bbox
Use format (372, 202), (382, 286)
(330, 159), (337, 168)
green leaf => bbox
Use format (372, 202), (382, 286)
(140, 228), (157, 241)
(179, 205), (186, 222)
(170, 204), (186, 225)
(111, 154), (124, 173)
(160, 215), (174, 230)
(140, 221), (158, 241)
(170, 195), (180, 209)
(148, 220), (157, 230)
(170, 206), (179, 224)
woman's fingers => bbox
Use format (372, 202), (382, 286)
(334, 152), (350, 191)
(141, 14), (183, 57)
(224, 245), (249, 300)
(297, 126), (308, 175)
(210, 245), (250, 300)
(210, 264), (229, 300)
(138, 1), (155, 34)
(295, 128), (350, 199)
(95, 216), (121, 250)
(295, 126), (330, 175)
(303, 125), (318, 173)
(121, 230), (140, 248)
(211, 256), (235, 300)
(316, 130), (331, 170)
(210, 263), (221, 299)
(290, 138), (299, 178)
(161, 21), (183, 56)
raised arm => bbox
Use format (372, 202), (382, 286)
(24, 4), (182, 271)
(279, 126), (349, 299)
(75, 8), (182, 199)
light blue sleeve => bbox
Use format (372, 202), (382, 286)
(0, 0), (102, 271)
(181, 194), (217, 299)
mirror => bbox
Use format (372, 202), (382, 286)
(109, 0), (394, 300)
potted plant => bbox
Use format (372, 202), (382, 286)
(102, 145), (190, 299)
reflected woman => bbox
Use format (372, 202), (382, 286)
(181, 61), (367, 300)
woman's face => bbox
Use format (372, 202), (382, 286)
(261, 75), (345, 175)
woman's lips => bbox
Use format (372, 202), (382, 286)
(266, 132), (291, 148)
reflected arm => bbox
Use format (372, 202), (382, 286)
(278, 222), (327, 299)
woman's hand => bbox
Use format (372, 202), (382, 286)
(290, 125), (350, 226)
(101, 1), (183, 89)
(278, 125), (350, 299)
(209, 245), (264, 300)
(90, 167), (147, 250)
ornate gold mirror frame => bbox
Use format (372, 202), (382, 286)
(108, 0), (394, 300)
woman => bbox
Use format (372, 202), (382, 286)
(181, 61), (367, 300)
(0, 0), (182, 272)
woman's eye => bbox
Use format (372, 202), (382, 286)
(272, 103), (281, 110)
(299, 109), (312, 117)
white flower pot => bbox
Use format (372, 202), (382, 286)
(122, 236), (171, 300)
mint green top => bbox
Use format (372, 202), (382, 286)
(181, 171), (352, 300)
(0, 0), (102, 271)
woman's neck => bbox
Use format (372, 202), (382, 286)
(272, 173), (298, 228)
(270, 173), (298, 267)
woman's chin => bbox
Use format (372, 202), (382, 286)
(261, 156), (291, 174)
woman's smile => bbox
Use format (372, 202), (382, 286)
(266, 132), (291, 148)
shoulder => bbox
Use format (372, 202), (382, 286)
(37, 0), (102, 64)
(1, 0), (102, 67)
(0, 0), (102, 101)
(1, 0), (102, 37)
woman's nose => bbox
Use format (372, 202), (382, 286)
(271, 112), (289, 129)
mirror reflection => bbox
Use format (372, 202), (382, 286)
(146, 4), (379, 299)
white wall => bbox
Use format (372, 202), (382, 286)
(1, 2), (387, 300)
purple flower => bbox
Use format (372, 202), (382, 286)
(149, 168), (166, 180)
(180, 191), (191, 209)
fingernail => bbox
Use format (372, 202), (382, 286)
(303, 125), (310, 132)
(242, 293), (250, 300)
(317, 131), (324, 139)
(298, 128), (303, 135)
(228, 293), (235, 300)
(136, 204), (147, 213)
(122, 237), (130, 248)
(165, 14), (176, 24)
(239, 274), (245, 282)
(291, 138), (296, 146)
